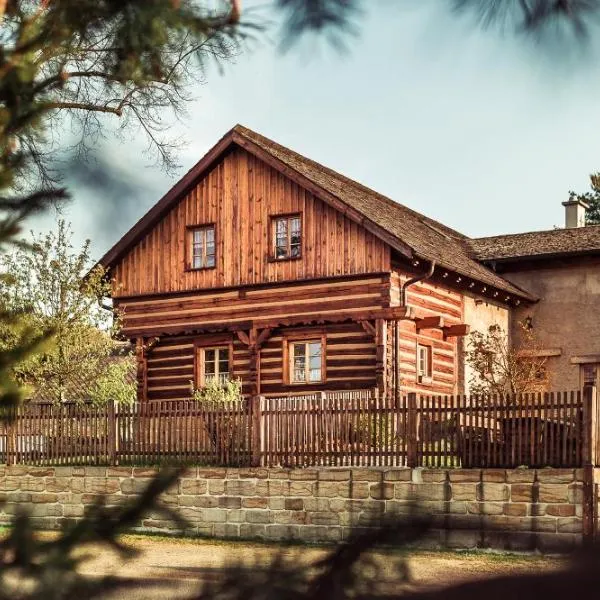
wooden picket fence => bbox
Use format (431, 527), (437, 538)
(0, 389), (593, 468)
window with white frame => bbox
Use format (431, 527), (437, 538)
(417, 344), (432, 382)
(188, 225), (215, 270)
(290, 340), (323, 383)
(199, 347), (230, 386)
(273, 214), (302, 260)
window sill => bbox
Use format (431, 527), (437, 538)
(417, 376), (433, 385)
(267, 255), (303, 264)
(185, 265), (217, 273)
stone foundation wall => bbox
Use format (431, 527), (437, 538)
(0, 466), (585, 552)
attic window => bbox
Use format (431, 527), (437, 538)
(271, 214), (302, 261)
(187, 225), (215, 270)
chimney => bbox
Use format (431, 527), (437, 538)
(562, 198), (589, 228)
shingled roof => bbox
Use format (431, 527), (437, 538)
(99, 124), (535, 302)
(469, 225), (600, 262)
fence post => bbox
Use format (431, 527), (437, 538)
(5, 412), (16, 466)
(251, 395), (263, 467)
(582, 386), (596, 545)
(407, 392), (418, 468)
(107, 399), (117, 466)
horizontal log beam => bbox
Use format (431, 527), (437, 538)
(442, 324), (470, 339)
(415, 316), (445, 331)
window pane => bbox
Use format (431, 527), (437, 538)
(290, 217), (301, 234)
(293, 343), (306, 382)
(276, 219), (288, 234)
(218, 358), (229, 376)
(206, 253), (215, 268)
(192, 255), (203, 269)
(205, 227), (214, 243)
(204, 360), (215, 375)
(193, 230), (203, 244)
(309, 368), (321, 382)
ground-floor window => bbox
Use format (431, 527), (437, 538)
(288, 339), (324, 384)
(582, 363), (599, 392)
(199, 346), (230, 386)
(417, 343), (432, 383)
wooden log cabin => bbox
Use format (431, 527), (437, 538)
(98, 125), (536, 402)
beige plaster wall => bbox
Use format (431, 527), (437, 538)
(502, 261), (600, 390)
(462, 295), (510, 394)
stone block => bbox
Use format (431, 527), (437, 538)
(303, 498), (331, 511)
(530, 503), (547, 517)
(246, 510), (272, 524)
(285, 481), (315, 497)
(441, 529), (481, 549)
(503, 503), (528, 517)
(5, 465), (28, 476)
(179, 496), (218, 508)
(214, 523), (240, 538)
(267, 469), (292, 480)
(318, 470), (351, 481)
(201, 508), (227, 523)
(226, 510), (246, 523)
(255, 481), (284, 496)
(451, 483), (477, 501)
(84, 467), (107, 478)
(421, 470), (448, 483)
(265, 524), (300, 540)
(411, 483), (448, 502)
(557, 517), (582, 533)
(536, 532), (581, 553)
(568, 483), (583, 504)
(369, 482), (394, 500)
(106, 467), (133, 478)
(236, 468), (269, 479)
(466, 502), (504, 515)
(63, 505), (84, 518)
(27, 503), (63, 517)
(481, 470), (506, 483)
(268, 498), (286, 510)
(349, 482), (369, 499)
(180, 479), (208, 495)
(219, 496), (242, 509)
(71, 467), (85, 477)
(297, 525), (342, 543)
(224, 480), (256, 496)
(5, 492), (31, 503)
(285, 498), (304, 511)
(393, 483), (413, 500)
(197, 468), (227, 479)
(448, 470), (481, 483)
(208, 480), (225, 495)
(243, 497), (268, 509)
(383, 470), (411, 482)
(546, 504), (576, 517)
(84, 478), (121, 495)
(273, 510), (307, 525)
(477, 483), (509, 502)
(31, 493), (58, 503)
(27, 467), (54, 477)
(70, 478), (85, 493)
(240, 523), (266, 539)
(309, 512), (339, 526)
(120, 478), (152, 495)
(506, 469), (536, 483)
(511, 484), (534, 502)
(329, 499), (349, 512)
(289, 469), (318, 480)
(0, 477), (20, 491)
(538, 484), (569, 504)
(350, 470), (384, 482)
(53, 467), (73, 478)
(21, 478), (46, 492)
(537, 469), (575, 484)
(46, 479), (71, 493)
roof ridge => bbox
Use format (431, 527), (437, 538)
(473, 223), (600, 242)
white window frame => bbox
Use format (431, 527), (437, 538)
(199, 346), (230, 386)
(290, 339), (323, 384)
(417, 343), (432, 383)
(188, 225), (216, 270)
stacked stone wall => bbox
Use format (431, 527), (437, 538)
(0, 466), (584, 551)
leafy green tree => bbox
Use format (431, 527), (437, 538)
(0, 219), (132, 403)
(0, 0), (242, 409)
(569, 173), (600, 225)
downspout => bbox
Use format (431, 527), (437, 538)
(400, 260), (436, 306)
(398, 260), (436, 403)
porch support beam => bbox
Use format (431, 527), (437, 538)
(442, 324), (470, 340)
(416, 316), (445, 331)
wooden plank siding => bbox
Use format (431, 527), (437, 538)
(390, 271), (463, 395)
(111, 147), (390, 297)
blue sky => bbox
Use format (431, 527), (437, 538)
(32, 1), (600, 259)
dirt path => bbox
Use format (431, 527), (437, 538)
(75, 534), (565, 599)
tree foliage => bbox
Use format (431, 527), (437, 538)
(0, 219), (133, 403)
(569, 173), (600, 225)
(466, 321), (550, 395)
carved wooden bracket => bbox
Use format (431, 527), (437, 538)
(415, 316), (445, 331)
(442, 324), (470, 340)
